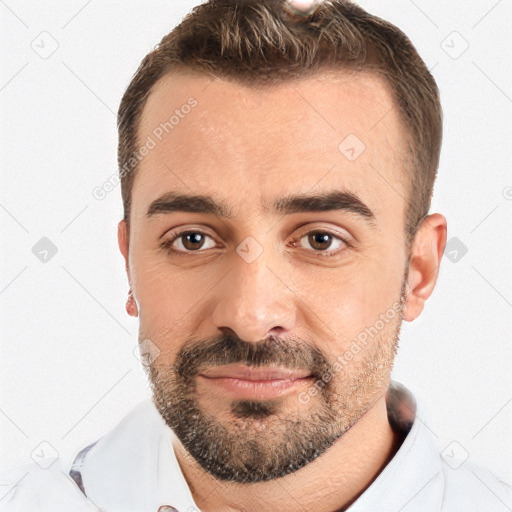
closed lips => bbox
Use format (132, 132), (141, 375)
(199, 365), (312, 380)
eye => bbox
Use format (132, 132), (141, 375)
(161, 229), (217, 255)
(291, 230), (349, 256)
(161, 227), (350, 257)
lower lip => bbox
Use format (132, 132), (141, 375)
(197, 375), (314, 399)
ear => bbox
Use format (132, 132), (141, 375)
(403, 213), (447, 322)
(117, 219), (138, 317)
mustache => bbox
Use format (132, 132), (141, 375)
(172, 332), (330, 382)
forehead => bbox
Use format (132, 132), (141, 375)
(132, 68), (409, 226)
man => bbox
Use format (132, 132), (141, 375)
(1, 0), (511, 510)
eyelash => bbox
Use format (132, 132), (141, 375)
(160, 228), (351, 258)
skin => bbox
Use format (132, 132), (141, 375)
(117, 68), (447, 511)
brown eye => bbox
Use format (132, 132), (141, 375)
(308, 232), (333, 251)
(180, 232), (207, 251)
(296, 230), (348, 256)
(162, 230), (217, 254)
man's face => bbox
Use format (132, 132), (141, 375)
(121, 69), (411, 483)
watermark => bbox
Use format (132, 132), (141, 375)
(443, 236), (468, 263)
(92, 97), (198, 201)
(236, 236), (264, 263)
(133, 338), (161, 367)
(32, 236), (58, 263)
(503, 186), (512, 201)
(31, 441), (59, 469)
(298, 299), (403, 404)
(31, 31), (59, 60)
(440, 31), (469, 60)
(338, 133), (366, 162)
(441, 440), (469, 470)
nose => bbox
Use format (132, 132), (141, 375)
(211, 250), (297, 343)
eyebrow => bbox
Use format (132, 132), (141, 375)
(146, 190), (376, 225)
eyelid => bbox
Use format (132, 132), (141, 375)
(161, 223), (353, 256)
(289, 228), (351, 256)
(160, 226), (219, 253)
(293, 223), (352, 243)
(160, 224), (217, 241)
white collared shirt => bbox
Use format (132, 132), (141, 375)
(1, 380), (511, 511)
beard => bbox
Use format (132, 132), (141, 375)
(144, 281), (406, 484)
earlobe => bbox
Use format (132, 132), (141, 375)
(117, 219), (139, 318)
(126, 288), (139, 317)
(403, 213), (447, 322)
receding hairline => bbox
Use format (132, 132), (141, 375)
(144, 61), (397, 99)
(136, 62), (409, 149)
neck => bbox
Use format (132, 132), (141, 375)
(171, 392), (404, 512)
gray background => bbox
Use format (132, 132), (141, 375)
(1, 0), (511, 486)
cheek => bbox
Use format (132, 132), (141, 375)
(131, 251), (224, 334)
(130, 252), (183, 321)
(307, 258), (403, 345)
(130, 230), (405, 346)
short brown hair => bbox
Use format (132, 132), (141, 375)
(118, 0), (442, 245)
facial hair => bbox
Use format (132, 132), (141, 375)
(144, 281), (407, 484)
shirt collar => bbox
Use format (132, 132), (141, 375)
(76, 399), (200, 512)
(73, 380), (444, 512)
(346, 381), (445, 511)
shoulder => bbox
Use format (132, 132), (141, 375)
(440, 458), (512, 511)
(0, 400), (156, 511)
(0, 460), (100, 511)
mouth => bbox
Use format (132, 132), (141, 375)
(199, 364), (312, 380)
(198, 365), (314, 399)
